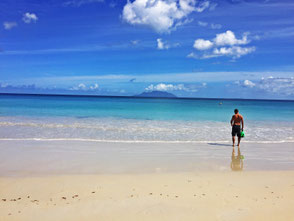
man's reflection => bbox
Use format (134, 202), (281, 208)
(231, 147), (244, 171)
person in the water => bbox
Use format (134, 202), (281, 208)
(230, 109), (244, 147)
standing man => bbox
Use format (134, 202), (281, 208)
(230, 109), (244, 147)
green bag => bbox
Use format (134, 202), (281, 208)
(240, 131), (245, 138)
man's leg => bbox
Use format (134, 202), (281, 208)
(232, 136), (235, 147)
(237, 136), (241, 147)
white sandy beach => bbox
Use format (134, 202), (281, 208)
(0, 140), (294, 221)
(1, 171), (294, 221)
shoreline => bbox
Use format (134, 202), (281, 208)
(1, 140), (294, 177)
(0, 138), (294, 144)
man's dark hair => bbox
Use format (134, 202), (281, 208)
(234, 109), (239, 114)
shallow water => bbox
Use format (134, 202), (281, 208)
(0, 94), (294, 143)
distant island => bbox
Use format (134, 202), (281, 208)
(135, 91), (177, 98)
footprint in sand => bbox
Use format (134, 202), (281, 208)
(62, 197), (66, 200)
(2, 199), (6, 201)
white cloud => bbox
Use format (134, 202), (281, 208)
(157, 38), (169, 50)
(212, 46), (255, 59)
(193, 39), (213, 50)
(258, 77), (294, 95)
(70, 83), (99, 91)
(89, 83), (99, 90)
(235, 77), (294, 96)
(145, 83), (188, 92)
(243, 79), (255, 88)
(122, 0), (210, 33)
(214, 30), (249, 46)
(145, 83), (206, 92)
(22, 13), (38, 24)
(189, 30), (255, 59)
(3, 22), (17, 30)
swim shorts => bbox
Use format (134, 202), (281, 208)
(232, 125), (241, 137)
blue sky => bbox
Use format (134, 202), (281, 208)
(0, 0), (294, 99)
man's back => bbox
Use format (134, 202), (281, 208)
(231, 114), (243, 126)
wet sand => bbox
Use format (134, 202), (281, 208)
(0, 140), (294, 175)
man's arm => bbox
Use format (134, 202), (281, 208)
(241, 116), (244, 131)
(230, 116), (234, 126)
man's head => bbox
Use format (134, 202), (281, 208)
(234, 109), (239, 114)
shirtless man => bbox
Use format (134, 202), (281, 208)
(230, 109), (244, 147)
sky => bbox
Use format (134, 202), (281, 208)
(0, 0), (294, 99)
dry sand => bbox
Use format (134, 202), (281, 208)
(1, 171), (294, 221)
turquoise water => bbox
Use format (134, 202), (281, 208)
(0, 94), (294, 142)
(1, 94), (294, 122)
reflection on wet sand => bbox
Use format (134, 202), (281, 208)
(231, 147), (244, 171)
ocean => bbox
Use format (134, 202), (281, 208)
(0, 94), (293, 143)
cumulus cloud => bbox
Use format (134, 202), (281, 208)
(145, 83), (206, 92)
(157, 38), (170, 50)
(3, 22), (17, 30)
(122, 0), (210, 33)
(70, 83), (99, 91)
(242, 79), (255, 88)
(22, 13), (38, 24)
(214, 30), (249, 46)
(189, 30), (255, 59)
(193, 39), (213, 50)
(209, 46), (255, 59)
(145, 83), (190, 92)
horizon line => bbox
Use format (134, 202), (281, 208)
(1, 92), (294, 102)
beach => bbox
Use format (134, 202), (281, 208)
(1, 95), (294, 220)
(1, 167), (294, 221)
(1, 140), (294, 221)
